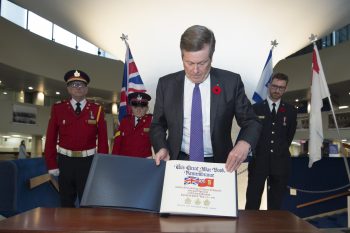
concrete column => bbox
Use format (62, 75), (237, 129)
(17, 90), (25, 103)
(33, 92), (45, 106)
(31, 135), (43, 157)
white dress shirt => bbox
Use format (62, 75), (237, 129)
(267, 96), (280, 112)
(70, 98), (87, 111)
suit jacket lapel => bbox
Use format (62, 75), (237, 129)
(175, 72), (185, 136)
(210, 71), (220, 135)
(262, 100), (271, 119)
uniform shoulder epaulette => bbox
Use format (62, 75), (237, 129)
(54, 100), (65, 105)
(89, 102), (100, 107)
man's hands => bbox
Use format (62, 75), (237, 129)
(48, 168), (60, 176)
(225, 140), (251, 172)
(154, 142), (250, 172)
(154, 148), (170, 166)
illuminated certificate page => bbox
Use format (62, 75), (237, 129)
(160, 160), (237, 217)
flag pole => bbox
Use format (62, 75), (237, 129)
(252, 40), (277, 103)
(120, 33), (129, 47)
(118, 33), (130, 124)
(309, 34), (350, 182)
(271, 39), (278, 51)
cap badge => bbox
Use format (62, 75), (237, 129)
(137, 94), (142, 101)
(74, 70), (80, 77)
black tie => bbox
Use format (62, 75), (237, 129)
(75, 102), (81, 115)
(136, 117), (140, 126)
(272, 103), (276, 118)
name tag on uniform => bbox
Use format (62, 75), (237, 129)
(144, 128), (150, 132)
(88, 120), (97, 124)
(258, 115), (265, 119)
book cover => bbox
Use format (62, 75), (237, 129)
(81, 154), (237, 217)
(81, 154), (165, 212)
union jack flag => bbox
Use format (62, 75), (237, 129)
(118, 41), (147, 122)
(184, 176), (199, 185)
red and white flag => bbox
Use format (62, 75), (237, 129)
(308, 44), (331, 168)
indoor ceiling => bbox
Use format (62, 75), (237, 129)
(3, 0), (350, 107)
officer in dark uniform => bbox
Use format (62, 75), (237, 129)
(112, 92), (152, 158)
(245, 73), (297, 210)
(45, 69), (109, 207)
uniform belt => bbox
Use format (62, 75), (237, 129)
(58, 146), (96, 157)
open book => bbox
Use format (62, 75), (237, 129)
(81, 154), (237, 217)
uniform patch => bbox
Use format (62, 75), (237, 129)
(88, 120), (97, 124)
(144, 128), (150, 132)
(258, 115), (265, 119)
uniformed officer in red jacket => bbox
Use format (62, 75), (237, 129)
(112, 92), (152, 158)
(45, 69), (109, 207)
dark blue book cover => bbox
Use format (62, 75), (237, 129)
(81, 154), (166, 212)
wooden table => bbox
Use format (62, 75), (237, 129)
(0, 207), (320, 233)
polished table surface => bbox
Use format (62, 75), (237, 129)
(0, 207), (320, 233)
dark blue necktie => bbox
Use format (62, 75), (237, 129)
(189, 83), (204, 162)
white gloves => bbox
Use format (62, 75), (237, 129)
(48, 168), (60, 176)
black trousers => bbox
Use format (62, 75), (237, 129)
(58, 154), (94, 207)
(245, 169), (288, 210)
(178, 151), (214, 163)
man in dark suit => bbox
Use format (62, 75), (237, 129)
(245, 73), (297, 210)
(150, 25), (261, 172)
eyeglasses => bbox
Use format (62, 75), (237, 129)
(270, 84), (286, 91)
(68, 81), (87, 88)
(131, 101), (148, 107)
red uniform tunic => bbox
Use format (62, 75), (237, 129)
(112, 114), (152, 157)
(45, 99), (109, 170)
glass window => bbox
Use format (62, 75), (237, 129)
(0, 0), (27, 29)
(101, 50), (116, 59)
(53, 24), (76, 49)
(337, 26), (349, 43)
(77, 37), (98, 55)
(0, 0), (116, 60)
(28, 11), (52, 40)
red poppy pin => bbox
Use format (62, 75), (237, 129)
(279, 107), (286, 113)
(212, 85), (221, 95)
